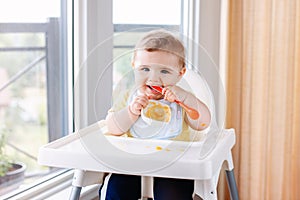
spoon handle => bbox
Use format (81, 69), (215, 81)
(175, 100), (200, 120)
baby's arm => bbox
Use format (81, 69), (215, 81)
(162, 86), (211, 131)
(106, 94), (149, 135)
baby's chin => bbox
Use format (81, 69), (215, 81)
(147, 94), (163, 100)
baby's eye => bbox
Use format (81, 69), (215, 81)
(161, 69), (170, 74)
(141, 67), (150, 72)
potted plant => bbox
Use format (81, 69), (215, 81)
(0, 125), (26, 195)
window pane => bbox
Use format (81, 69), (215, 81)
(113, 0), (181, 25)
(0, 0), (69, 196)
(0, 0), (60, 23)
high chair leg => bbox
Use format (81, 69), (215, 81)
(194, 173), (219, 200)
(69, 169), (104, 200)
(141, 176), (154, 199)
(69, 186), (81, 200)
(225, 169), (239, 200)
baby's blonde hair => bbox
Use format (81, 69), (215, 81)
(133, 29), (186, 68)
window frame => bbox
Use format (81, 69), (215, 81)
(73, 0), (113, 129)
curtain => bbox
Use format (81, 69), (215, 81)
(221, 0), (300, 199)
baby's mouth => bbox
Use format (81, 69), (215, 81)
(147, 85), (162, 94)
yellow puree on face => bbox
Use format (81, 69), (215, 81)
(144, 101), (171, 122)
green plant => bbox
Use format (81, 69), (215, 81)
(0, 125), (12, 177)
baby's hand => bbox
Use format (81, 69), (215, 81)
(129, 94), (149, 116)
(162, 86), (187, 103)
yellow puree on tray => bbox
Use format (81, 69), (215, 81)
(144, 101), (171, 122)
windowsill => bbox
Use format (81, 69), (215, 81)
(44, 183), (100, 200)
(0, 169), (99, 200)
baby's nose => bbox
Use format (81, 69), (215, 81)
(148, 71), (161, 82)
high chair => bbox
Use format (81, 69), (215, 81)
(38, 69), (239, 200)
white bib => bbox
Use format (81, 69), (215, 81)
(128, 92), (183, 139)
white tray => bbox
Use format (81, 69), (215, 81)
(38, 121), (235, 180)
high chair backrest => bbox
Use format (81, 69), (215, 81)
(177, 67), (219, 131)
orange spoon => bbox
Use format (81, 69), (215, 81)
(151, 86), (200, 120)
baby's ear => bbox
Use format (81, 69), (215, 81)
(179, 67), (186, 76)
(131, 61), (135, 67)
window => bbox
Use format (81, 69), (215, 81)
(0, 0), (72, 196)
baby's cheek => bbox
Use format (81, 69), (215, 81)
(135, 82), (145, 92)
(134, 70), (147, 82)
(161, 76), (181, 86)
(134, 76), (146, 87)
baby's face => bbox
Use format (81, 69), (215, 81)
(133, 50), (185, 100)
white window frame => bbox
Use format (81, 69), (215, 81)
(73, 0), (113, 129)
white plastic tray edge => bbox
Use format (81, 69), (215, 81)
(38, 121), (235, 180)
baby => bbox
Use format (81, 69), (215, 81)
(100, 29), (211, 200)
(106, 29), (211, 141)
